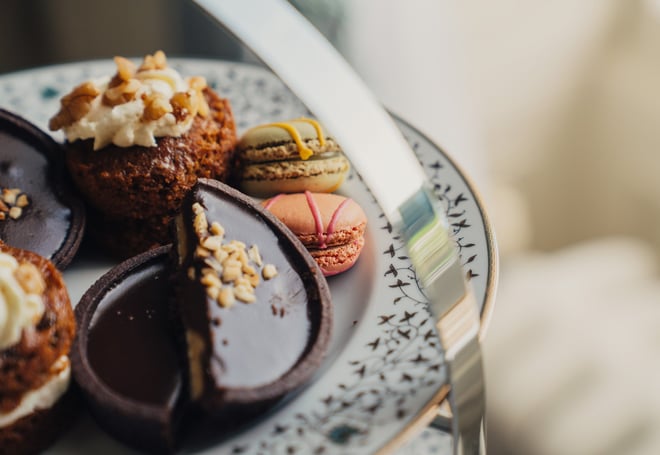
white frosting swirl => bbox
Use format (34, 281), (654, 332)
(0, 252), (45, 350)
(62, 67), (198, 150)
(0, 356), (71, 428)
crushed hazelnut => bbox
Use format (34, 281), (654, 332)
(9, 207), (22, 219)
(190, 203), (278, 308)
(16, 194), (29, 208)
(0, 188), (29, 221)
(262, 264), (278, 280)
(248, 245), (263, 266)
(218, 287), (235, 308)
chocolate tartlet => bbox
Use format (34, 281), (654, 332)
(0, 242), (78, 454)
(174, 179), (332, 415)
(71, 179), (333, 452)
(49, 51), (237, 258)
(0, 109), (85, 269)
(71, 246), (184, 453)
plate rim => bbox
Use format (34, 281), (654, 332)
(0, 57), (498, 454)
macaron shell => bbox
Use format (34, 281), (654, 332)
(239, 120), (328, 149)
(311, 237), (365, 276)
(241, 156), (350, 198)
(240, 138), (341, 164)
(263, 193), (367, 246)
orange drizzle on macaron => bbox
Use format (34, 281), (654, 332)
(255, 118), (326, 160)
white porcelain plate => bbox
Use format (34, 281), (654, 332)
(0, 59), (496, 455)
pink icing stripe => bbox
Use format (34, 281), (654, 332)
(326, 197), (352, 245)
(304, 191), (327, 248)
(304, 191), (354, 249)
(263, 193), (285, 210)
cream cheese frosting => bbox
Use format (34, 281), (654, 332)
(0, 252), (45, 350)
(50, 51), (209, 150)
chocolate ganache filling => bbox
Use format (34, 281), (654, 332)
(87, 257), (181, 406)
(174, 178), (331, 413)
(0, 109), (85, 268)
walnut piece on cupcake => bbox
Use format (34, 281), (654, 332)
(0, 242), (77, 454)
(49, 51), (237, 259)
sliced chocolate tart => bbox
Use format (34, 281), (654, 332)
(0, 109), (85, 269)
(173, 178), (332, 415)
(70, 246), (184, 453)
(71, 179), (333, 452)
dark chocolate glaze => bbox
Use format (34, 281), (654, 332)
(0, 109), (85, 268)
(87, 258), (180, 406)
(71, 247), (184, 454)
(175, 178), (332, 412)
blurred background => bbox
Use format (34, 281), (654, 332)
(3, 0), (660, 453)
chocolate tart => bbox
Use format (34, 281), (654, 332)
(173, 178), (333, 416)
(70, 246), (184, 453)
(0, 109), (85, 269)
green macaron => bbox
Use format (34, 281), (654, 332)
(237, 118), (350, 198)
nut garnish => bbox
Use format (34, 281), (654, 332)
(103, 78), (140, 107)
(49, 81), (101, 130)
(139, 50), (167, 72)
(49, 50), (210, 136)
(262, 264), (278, 280)
(0, 188), (29, 221)
(14, 262), (46, 296)
(142, 93), (173, 121)
(190, 202), (278, 307)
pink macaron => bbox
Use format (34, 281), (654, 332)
(262, 192), (367, 276)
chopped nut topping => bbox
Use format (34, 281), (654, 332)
(190, 203), (278, 308)
(0, 188), (29, 221)
(49, 50), (211, 137)
(14, 262), (46, 296)
(262, 264), (278, 280)
(103, 78), (141, 107)
(16, 194), (29, 208)
(49, 81), (100, 130)
(218, 287), (235, 308)
(139, 50), (167, 72)
(142, 93), (173, 121)
(114, 56), (137, 81)
(209, 221), (224, 237)
(248, 245), (263, 266)
(9, 207), (22, 219)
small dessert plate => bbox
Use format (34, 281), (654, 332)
(0, 59), (496, 455)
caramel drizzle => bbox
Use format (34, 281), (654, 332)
(258, 118), (326, 161)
